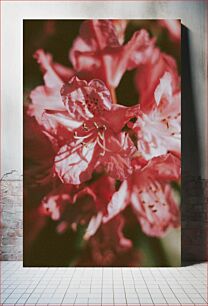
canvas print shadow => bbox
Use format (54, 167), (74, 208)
(181, 24), (207, 265)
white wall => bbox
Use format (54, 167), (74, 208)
(1, 1), (207, 179)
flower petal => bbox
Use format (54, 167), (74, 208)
(84, 212), (103, 240)
(70, 20), (155, 87)
(102, 30), (155, 87)
(142, 153), (181, 181)
(112, 20), (128, 44)
(33, 49), (63, 88)
(136, 51), (180, 111)
(130, 153), (180, 237)
(61, 76), (112, 120)
(126, 29), (155, 69)
(101, 132), (136, 180)
(154, 72), (173, 105)
(54, 139), (100, 185)
(70, 20), (120, 66)
(30, 86), (64, 111)
(133, 73), (181, 160)
(131, 183), (180, 237)
(103, 104), (140, 133)
(103, 180), (129, 223)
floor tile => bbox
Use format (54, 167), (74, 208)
(0, 261), (207, 306)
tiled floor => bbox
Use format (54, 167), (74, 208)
(0, 262), (207, 305)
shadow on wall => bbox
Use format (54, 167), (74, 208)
(181, 25), (208, 265)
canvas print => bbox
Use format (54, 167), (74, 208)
(24, 19), (181, 267)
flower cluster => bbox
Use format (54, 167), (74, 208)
(26, 20), (181, 266)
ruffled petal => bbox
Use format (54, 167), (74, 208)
(101, 132), (136, 180)
(54, 139), (100, 185)
(130, 153), (180, 237)
(70, 20), (155, 87)
(70, 20), (120, 66)
(102, 30), (155, 87)
(29, 50), (78, 143)
(29, 79), (65, 131)
(125, 29), (155, 69)
(142, 153), (181, 181)
(131, 183), (180, 237)
(133, 72), (181, 160)
(30, 86), (64, 112)
(33, 49), (63, 88)
(29, 97), (81, 148)
(154, 72), (173, 105)
(136, 51), (180, 111)
(61, 76), (112, 120)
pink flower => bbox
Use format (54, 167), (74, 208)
(29, 49), (76, 146)
(70, 20), (155, 88)
(132, 71), (181, 160)
(103, 153), (180, 237)
(135, 51), (180, 111)
(54, 76), (139, 185)
(40, 175), (115, 238)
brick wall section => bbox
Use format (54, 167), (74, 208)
(0, 177), (207, 263)
(182, 176), (208, 264)
(0, 180), (23, 260)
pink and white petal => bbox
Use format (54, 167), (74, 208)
(102, 30), (155, 87)
(164, 184), (180, 228)
(61, 76), (112, 120)
(70, 37), (94, 69)
(88, 79), (112, 110)
(54, 140), (99, 185)
(131, 182), (180, 237)
(103, 153), (133, 180)
(136, 52), (180, 112)
(42, 110), (83, 131)
(143, 153), (181, 181)
(78, 20), (119, 51)
(52, 62), (74, 83)
(133, 80), (181, 160)
(133, 114), (177, 160)
(112, 20), (128, 44)
(101, 133), (135, 180)
(103, 180), (130, 223)
(33, 49), (63, 88)
(70, 21), (154, 88)
(154, 72), (173, 105)
(61, 76), (93, 120)
(30, 85), (64, 112)
(141, 186), (179, 237)
(72, 52), (105, 84)
(84, 212), (103, 240)
(69, 20), (120, 77)
(126, 29), (155, 69)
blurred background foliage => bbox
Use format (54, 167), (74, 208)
(24, 20), (181, 267)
